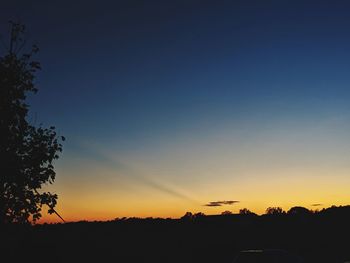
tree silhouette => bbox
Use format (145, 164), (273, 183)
(0, 22), (64, 224)
(221, 210), (232, 215)
(193, 212), (206, 219)
(265, 206), (285, 215)
(239, 208), (255, 215)
(180, 212), (194, 220)
(287, 206), (311, 216)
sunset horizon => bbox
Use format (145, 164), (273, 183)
(3, 1), (350, 262)
(3, 1), (350, 224)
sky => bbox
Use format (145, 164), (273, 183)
(2, 0), (350, 222)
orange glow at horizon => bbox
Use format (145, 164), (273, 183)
(39, 171), (350, 223)
(39, 119), (350, 224)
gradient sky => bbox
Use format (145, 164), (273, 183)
(2, 0), (350, 222)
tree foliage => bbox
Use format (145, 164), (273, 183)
(180, 212), (194, 220)
(0, 22), (64, 224)
(221, 210), (232, 215)
(287, 206), (311, 216)
(239, 208), (255, 215)
(265, 206), (285, 215)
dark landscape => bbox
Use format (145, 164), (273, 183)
(3, 205), (350, 263)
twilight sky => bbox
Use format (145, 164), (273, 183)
(2, 0), (350, 222)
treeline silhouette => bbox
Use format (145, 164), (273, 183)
(3, 205), (350, 263)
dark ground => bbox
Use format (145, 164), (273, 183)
(2, 206), (350, 263)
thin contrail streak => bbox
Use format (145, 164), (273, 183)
(77, 140), (200, 204)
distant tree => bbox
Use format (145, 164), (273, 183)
(287, 206), (311, 216)
(221, 210), (233, 215)
(181, 212), (193, 220)
(265, 207), (285, 215)
(0, 22), (64, 224)
(194, 212), (206, 218)
(239, 208), (255, 215)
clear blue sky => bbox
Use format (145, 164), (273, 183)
(2, 1), (350, 221)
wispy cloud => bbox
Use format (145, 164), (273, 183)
(204, 200), (239, 207)
(311, 203), (323, 207)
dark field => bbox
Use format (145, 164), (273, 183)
(3, 206), (350, 263)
